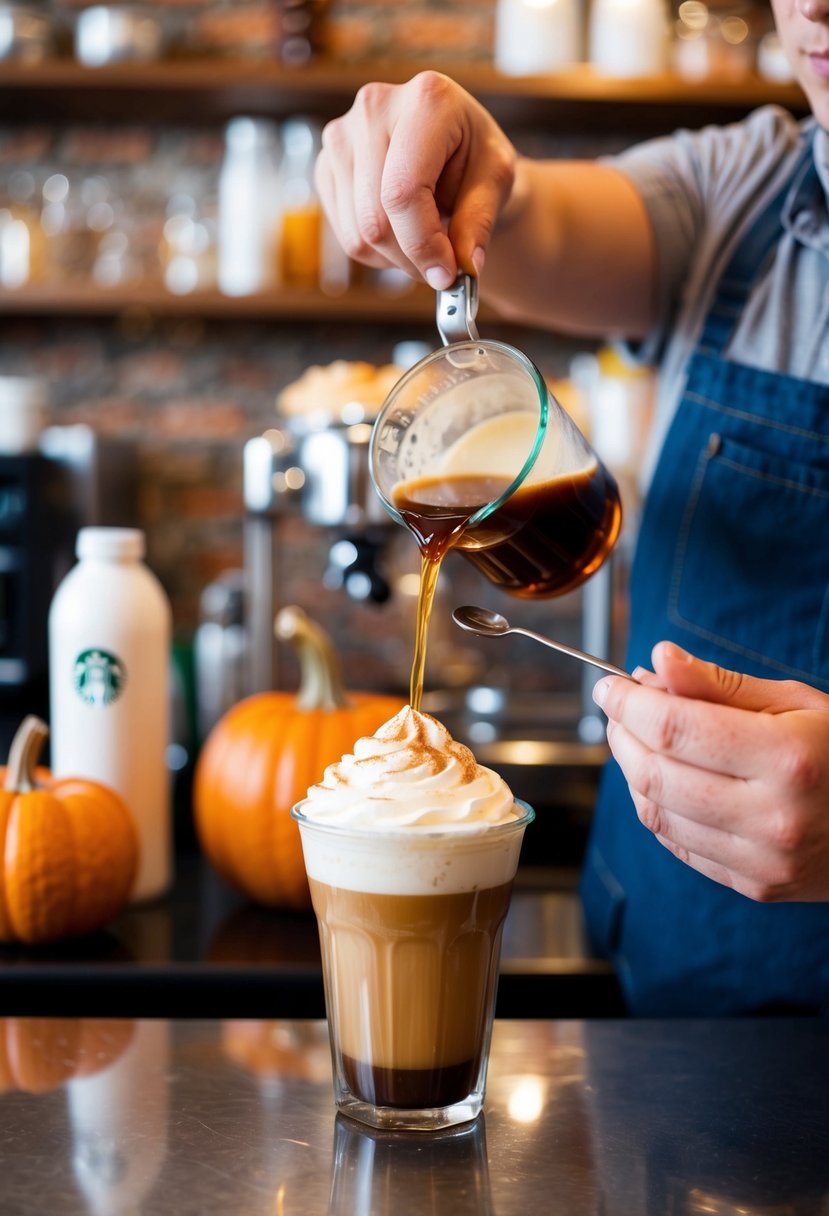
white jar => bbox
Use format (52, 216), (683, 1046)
(589, 0), (670, 76)
(494, 0), (582, 75)
(217, 116), (282, 297)
(48, 527), (173, 902)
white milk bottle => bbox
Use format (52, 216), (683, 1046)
(48, 527), (173, 901)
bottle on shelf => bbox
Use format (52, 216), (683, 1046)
(217, 116), (282, 297)
(277, 115), (322, 288)
(494, 0), (583, 75)
(588, 0), (671, 76)
(48, 527), (173, 903)
(0, 168), (47, 289)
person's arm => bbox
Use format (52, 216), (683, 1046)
(593, 644), (829, 902)
(315, 71), (657, 340)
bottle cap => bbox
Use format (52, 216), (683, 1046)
(76, 527), (145, 561)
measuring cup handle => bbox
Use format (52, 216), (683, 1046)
(436, 274), (480, 345)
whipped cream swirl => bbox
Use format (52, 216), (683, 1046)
(301, 706), (518, 831)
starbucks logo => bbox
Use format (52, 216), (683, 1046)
(72, 648), (127, 707)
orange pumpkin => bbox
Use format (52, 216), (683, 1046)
(0, 1017), (134, 1093)
(0, 716), (139, 945)
(193, 606), (404, 909)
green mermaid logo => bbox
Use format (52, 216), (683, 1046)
(72, 648), (127, 707)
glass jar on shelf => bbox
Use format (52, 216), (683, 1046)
(0, 168), (47, 289)
(278, 116), (322, 289)
(160, 191), (217, 295)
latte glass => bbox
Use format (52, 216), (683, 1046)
(292, 799), (535, 1131)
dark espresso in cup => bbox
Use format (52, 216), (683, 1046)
(392, 461), (622, 598)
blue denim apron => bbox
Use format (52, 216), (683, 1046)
(580, 134), (829, 1015)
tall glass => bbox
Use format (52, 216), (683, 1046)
(370, 338), (622, 598)
(292, 799), (535, 1132)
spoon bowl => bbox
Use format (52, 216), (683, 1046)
(452, 605), (635, 681)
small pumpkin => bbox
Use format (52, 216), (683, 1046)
(193, 606), (405, 909)
(0, 716), (139, 945)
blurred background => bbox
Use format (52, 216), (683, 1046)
(0, 0), (807, 830)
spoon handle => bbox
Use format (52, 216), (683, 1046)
(511, 627), (635, 681)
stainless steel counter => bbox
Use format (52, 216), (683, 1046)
(0, 1017), (826, 1214)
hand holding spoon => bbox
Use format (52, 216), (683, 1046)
(452, 605), (637, 681)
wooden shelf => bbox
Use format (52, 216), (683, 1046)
(0, 280), (439, 324)
(0, 58), (808, 130)
(0, 57), (808, 323)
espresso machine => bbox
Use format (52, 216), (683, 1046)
(0, 424), (137, 752)
(242, 405), (399, 697)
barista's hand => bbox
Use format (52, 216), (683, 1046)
(314, 72), (517, 289)
(592, 643), (829, 902)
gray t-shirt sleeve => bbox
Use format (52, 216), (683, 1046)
(605, 105), (804, 364)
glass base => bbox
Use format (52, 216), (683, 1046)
(336, 1089), (484, 1132)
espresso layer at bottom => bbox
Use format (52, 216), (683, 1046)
(342, 1053), (477, 1109)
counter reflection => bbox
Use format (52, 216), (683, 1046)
(327, 1114), (493, 1216)
(221, 1019), (330, 1094)
(0, 1017), (134, 1094)
(68, 1020), (169, 1216)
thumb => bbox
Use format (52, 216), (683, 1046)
(650, 641), (828, 714)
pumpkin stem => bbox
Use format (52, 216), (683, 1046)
(275, 606), (349, 712)
(4, 715), (49, 793)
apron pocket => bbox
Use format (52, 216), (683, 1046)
(668, 431), (829, 685)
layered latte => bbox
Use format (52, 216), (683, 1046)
(293, 706), (532, 1126)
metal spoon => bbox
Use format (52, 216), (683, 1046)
(452, 605), (636, 681)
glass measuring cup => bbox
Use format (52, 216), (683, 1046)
(369, 276), (622, 599)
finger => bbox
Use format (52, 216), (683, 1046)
(610, 723), (789, 893)
(606, 718), (754, 834)
(378, 78), (464, 285)
(652, 832), (798, 901)
(596, 675), (791, 782)
(657, 824), (800, 900)
(593, 668), (663, 709)
(316, 114), (403, 273)
(652, 836), (740, 895)
(343, 102), (427, 279)
(626, 780), (763, 880)
(444, 153), (514, 275)
(629, 666), (665, 690)
(374, 72), (491, 285)
(651, 642), (829, 714)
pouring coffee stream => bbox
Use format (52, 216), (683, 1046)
(370, 273), (623, 711)
(452, 605), (636, 681)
